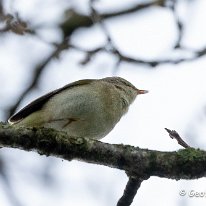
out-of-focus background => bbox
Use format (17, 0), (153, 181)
(0, 0), (206, 205)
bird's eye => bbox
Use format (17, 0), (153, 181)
(114, 85), (123, 91)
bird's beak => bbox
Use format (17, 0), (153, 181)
(137, 89), (149, 95)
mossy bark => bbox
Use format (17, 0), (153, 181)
(0, 122), (206, 180)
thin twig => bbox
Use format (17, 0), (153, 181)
(70, 43), (206, 67)
(168, 0), (184, 49)
(0, 13), (31, 35)
(117, 177), (143, 206)
(90, 0), (122, 70)
(165, 128), (191, 148)
(101, 1), (165, 19)
(74, 0), (206, 68)
(61, 1), (165, 38)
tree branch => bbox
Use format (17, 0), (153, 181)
(165, 128), (190, 148)
(0, 122), (206, 180)
(5, 0), (206, 119)
(60, 0), (164, 37)
(117, 177), (144, 206)
(101, 1), (164, 19)
(68, 0), (206, 69)
(70, 43), (206, 68)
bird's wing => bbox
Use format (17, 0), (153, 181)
(8, 79), (94, 123)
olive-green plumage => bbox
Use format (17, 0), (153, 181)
(8, 77), (148, 139)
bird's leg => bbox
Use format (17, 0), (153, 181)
(47, 118), (81, 128)
(62, 118), (79, 128)
(49, 118), (66, 122)
(62, 118), (80, 128)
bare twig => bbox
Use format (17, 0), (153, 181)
(69, 0), (206, 68)
(90, 1), (112, 44)
(117, 177), (143, 206)
(165, 128), (191, 148)
(0, 13), (31, 35)
(101, 0), (165, 19)
(89, 0), (122, 70)
(168, 0), (184, 49)
(70, 43), (206, 67)
(61, 0), (165, 38)
(6, 0), (206, 118)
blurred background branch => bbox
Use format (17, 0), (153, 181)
(4, 0), (206, 120)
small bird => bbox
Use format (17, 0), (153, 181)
(8, 77), (148, 139)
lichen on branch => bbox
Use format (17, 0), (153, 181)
(0, 122), (206, 180)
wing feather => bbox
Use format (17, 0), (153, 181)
(8, 79), (93, 123)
